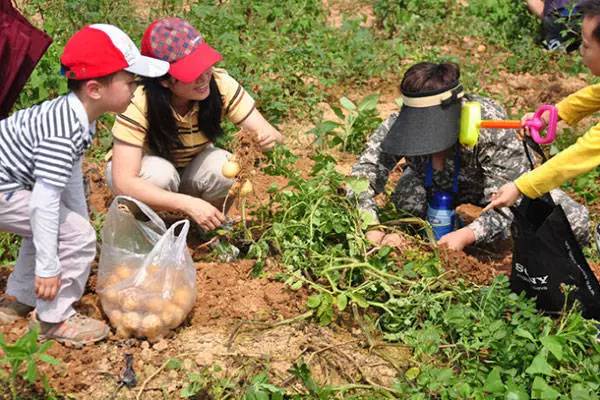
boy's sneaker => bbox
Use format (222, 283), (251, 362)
(31, 312), (109, 347)
(0, 297), (34, 324)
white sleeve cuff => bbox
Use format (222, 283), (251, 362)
(61, 157), (88, 218)
(30, 180), (63, 278)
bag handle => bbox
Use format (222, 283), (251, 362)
(520, 137), (555, 206)
(134, 218), (191, 287)
(112, 195), (167, 232)
(523, 136), (547, 171)
(167, 219), (190, 257)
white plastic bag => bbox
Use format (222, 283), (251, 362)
(97, 196), (196, 340)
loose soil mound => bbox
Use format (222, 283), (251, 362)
(440, 248), (500, 286)
(193, 261), (308, 326)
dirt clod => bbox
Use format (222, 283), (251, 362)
(440, 248), (499, 285)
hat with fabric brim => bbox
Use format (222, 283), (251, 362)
(168, 42), (222, 83)
(141, 18), (223, 84)
(381, 83), (464, 156)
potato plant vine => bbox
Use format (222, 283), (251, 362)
(234, 146), (600, 399)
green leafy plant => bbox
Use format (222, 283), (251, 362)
(288, 361), (335, 399)
(310, 94), (382, 154)
(241, 148), (600, 398)
(180, 365), (234, 399)
(373, 0), (449, 39)
(0, 233), (20, 266)
(243, 372), (285, 400)
(0, 327), (61, 400)
(561, 168), (600, 204)
(373, 0), (583, 74)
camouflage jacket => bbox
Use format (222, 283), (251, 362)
(351, 94), (531, 244)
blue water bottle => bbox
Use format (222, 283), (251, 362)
(427, 191), (455, 240)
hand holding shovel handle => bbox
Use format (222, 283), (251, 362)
(460, 103), (558, 146)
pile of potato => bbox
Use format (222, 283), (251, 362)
(98, 264), (196, 340)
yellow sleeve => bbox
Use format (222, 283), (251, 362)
(111, 86), (148, 147)
(515, 121), (600, 198)
(556, 84), (600, 125)
(213, 68), (256, 125)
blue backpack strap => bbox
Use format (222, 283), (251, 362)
(452, 145), (460, 194)
(425, 145), (461, 193)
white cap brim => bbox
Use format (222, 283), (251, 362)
(125, 55), (169, 78)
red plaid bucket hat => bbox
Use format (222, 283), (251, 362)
(141, 17), (222, 83)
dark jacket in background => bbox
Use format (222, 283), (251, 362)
(0, 0), (52, 119)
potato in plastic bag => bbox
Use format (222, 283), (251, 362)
(97, 196), (197, 340)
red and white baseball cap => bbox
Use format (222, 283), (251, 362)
(141, 18), (222, 83)
(61, 24), (169, 80)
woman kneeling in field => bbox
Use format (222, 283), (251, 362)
(106, 17), (283, 232)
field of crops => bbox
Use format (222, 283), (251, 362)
(1, 1), (600, 399)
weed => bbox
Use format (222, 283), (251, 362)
(243, 372), (285, 400)
(0, 327), (61, 400)
(373, 0), (584, 75)
(562, 168), (600, 204)
(310, 94), (382, 154)
(180, 365), (235, 399)
(0, 233), (20, 266)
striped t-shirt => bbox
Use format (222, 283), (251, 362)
(0, 93), (94, 192)
(110, 67), (255, 168)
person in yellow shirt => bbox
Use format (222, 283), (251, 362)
(107, 18), (283, 231)
(486, 0), (600, 215)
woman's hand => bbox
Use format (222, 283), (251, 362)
(482, 182), (523, 212)
(257, 129), (283, 150)
(35, 275), (60, 300)
(183, 196), (226, 231)
(240, 109), (283, 150)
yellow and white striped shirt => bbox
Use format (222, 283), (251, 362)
(110, 67), (255, 168)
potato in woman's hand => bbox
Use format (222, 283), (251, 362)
(222, 160), (241, 179)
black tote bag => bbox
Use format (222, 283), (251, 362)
(510, 140), (600, 320)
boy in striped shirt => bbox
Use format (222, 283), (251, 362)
(0, 24), (168, 346)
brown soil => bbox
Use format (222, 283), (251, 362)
(0, 258), (401, 399)
(192, 260), (307, 326)
(456, 203), (483, 225)
(324, 0), (375, 28)
(589, 262), (600, 283)
(456, 203), (513, 275)
(440, 248), (500, 286)
(487, 71), (588, 115)
(83, 160), (113, 215)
